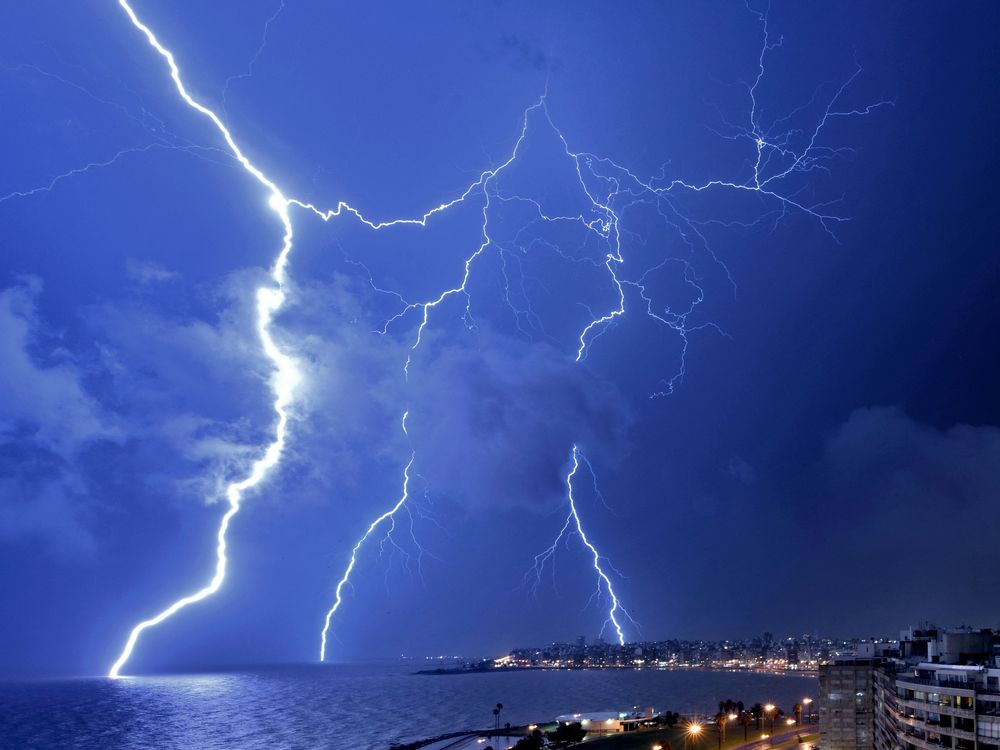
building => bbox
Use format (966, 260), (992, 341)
(873, 627), (1000, 750)
(820, 625), (1000, 750)
(820, 656), (877, 750)
(553, 708), (656, 734)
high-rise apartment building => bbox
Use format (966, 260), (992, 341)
(820, 625), (1000, 750)
(820, 656), (877, 750)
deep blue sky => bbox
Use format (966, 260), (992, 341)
(1, 1), (998, 677)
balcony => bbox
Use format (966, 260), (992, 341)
(938, 727), (976, 741)
(899, 698), (975, 720)
(898, 676), (979, 694)
(902, 732), (948, 750)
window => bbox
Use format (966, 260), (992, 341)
(979, 720), (1000, 741)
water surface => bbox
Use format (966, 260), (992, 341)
(0, 664), (817, 750)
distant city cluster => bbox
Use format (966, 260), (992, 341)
(477, 632), (873, 673)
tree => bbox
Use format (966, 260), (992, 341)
(548, 722), (587, 745)
(751, 704), (765, 730)
(793, 704), (803, 726)
(740, 712), (752, 741)
(715, 712), (727, 750)
(772, 708), (784, 731)
(662, 711), (680, 728)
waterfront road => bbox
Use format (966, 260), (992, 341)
(580, 724), (819, 750)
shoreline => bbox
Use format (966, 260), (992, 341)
(415, 664), (819, 678)
(398, 721), (819, 750)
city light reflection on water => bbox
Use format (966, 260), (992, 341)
(0, 664), (815, 750)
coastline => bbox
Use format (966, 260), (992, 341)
(415, 664), (819, 678)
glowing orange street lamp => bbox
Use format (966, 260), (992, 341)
(685, 721), (703, 750)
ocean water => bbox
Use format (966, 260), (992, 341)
(0, 664), (817, 750)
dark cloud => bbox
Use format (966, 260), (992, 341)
(272, 273), (633, 514)
(795, 407), (1000, 628)
(494, 33), (561, 72)
(815, 406), (1000, 549)
(405, 330), (633, 513)
(0, 280), (117, 555)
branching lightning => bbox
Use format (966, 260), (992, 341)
(527, 446), (636, 645)
(303, 2), (889, 644)
(0, 0), (887, 670)
(319, 412), (416, 662)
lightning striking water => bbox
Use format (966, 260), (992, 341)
(319, 413), (416, 662)
(108, 0), (300, 679)
(0, 0), (887, 669)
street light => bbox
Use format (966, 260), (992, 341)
(764, 704), (775, 732)
(802, 698), (813, 724)
(687, 720), (703, 750)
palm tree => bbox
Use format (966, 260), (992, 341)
(740, 712), (752, 741)
(751, 704), (764, 730)
(715, 712), (727, 750)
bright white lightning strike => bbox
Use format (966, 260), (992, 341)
(320, 412), (415, 662)
(312, 5), (887, 647)
(528, 445), (634, 645)
(14, 0), (884, 670)
(108, 0), (300, 679)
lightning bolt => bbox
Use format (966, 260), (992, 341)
(527, 446), (635, 645)
(0, 143), (232, 205)
(220, 0), (287, 122)
(310, 3), (888, 650)
(108, 0), (300, 679)
(309, 3), (888, 648)
(319, 412), (416, 662)
(0, 0), (886, 671)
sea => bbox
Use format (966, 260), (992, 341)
(0, 663), (817, 750)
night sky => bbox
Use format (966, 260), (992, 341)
(1, 1), (998, 677)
